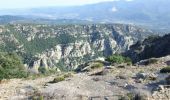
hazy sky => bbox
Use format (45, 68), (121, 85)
(0, 0), (115, 9)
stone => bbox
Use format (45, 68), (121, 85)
(136, 73), (147, 79)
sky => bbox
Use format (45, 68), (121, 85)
(0, 0), (115, 9)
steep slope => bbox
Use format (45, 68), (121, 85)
(126, 34), (170, 62)
(0, 24), (153, 71)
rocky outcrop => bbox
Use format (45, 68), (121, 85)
(0, 24), (153, 71)
(2, 55), (170, 100)
(126, 34), (170, 62)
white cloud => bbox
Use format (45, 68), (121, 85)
(111, 7), (118, 12)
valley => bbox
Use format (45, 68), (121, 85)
(0, 23), (170, 100)
(0, 0), (170, 99)
(0, 23), (153, 72)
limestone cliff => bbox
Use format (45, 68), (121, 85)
(0, 24), (153, 71)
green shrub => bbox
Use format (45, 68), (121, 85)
(105, 54), (132, 64)
(50, 76), (65, 83)
(160, 67), (170, 73)
(125, 57), (132, 65)
(127, 93), (135, 100)
(0, 52), (28, 80)
(38, 67), (47, 74)
(32, 95), (44, 100)
(120, 92), (148, 100)
(91, 62), (104, 69)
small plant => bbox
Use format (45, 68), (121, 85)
(38, 67), (47, 74)
(91, 62), (103, 69)
(50, 76), (65, 83)
(32, 95), (44, 100)
(105, 54), (132, 64)
(160, 66), (170, 73)
(127, 93), (135, 100)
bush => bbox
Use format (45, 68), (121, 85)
(160, 67), (170, 73)
(125, 57), (132, 65)
(120, 92), (148, 100)
(32, 95), (44, 100)
(0, 52), (28, 80)
(38, 67), (47, 74)
(105, 54), (132, 64)
(91, 62), (104, 69)
(50, 76), (65, 83)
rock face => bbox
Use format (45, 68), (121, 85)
(126, 34), (170, 62)
(0, 24), (153, 71)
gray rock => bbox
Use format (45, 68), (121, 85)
(136, 73), (148, 79)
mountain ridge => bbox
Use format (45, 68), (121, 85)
(0, 0), (170, 32)
(0, 23), (153, 72)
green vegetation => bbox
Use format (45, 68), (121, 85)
(91, 62), (104, 69)
(1, 25), (76, 55)
(0, 52), (28, 80)
(126, 93), (135, 100)
(160, 66), (170, 73)
(50, 76), (65, 83)
(105, 54), (132, 65)
(49, 72), (74, 83)
(38, 67), (47, 74)
(27, 67), (60, 80)
(120, 92), (148, 100)
(22, 34), (76, 54)
(32, 95), (44, 100)
(38, 67), (59, 75)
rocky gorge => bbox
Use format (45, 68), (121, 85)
(0, 24), (153, 72)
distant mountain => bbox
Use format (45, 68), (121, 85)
(0, 0), (170, 32)
(0, 15), (93, 24)
(0, 15), (27, 24)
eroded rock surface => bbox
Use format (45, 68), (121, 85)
(0, 24), (153, 71)
(1, 56), (170, 100)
